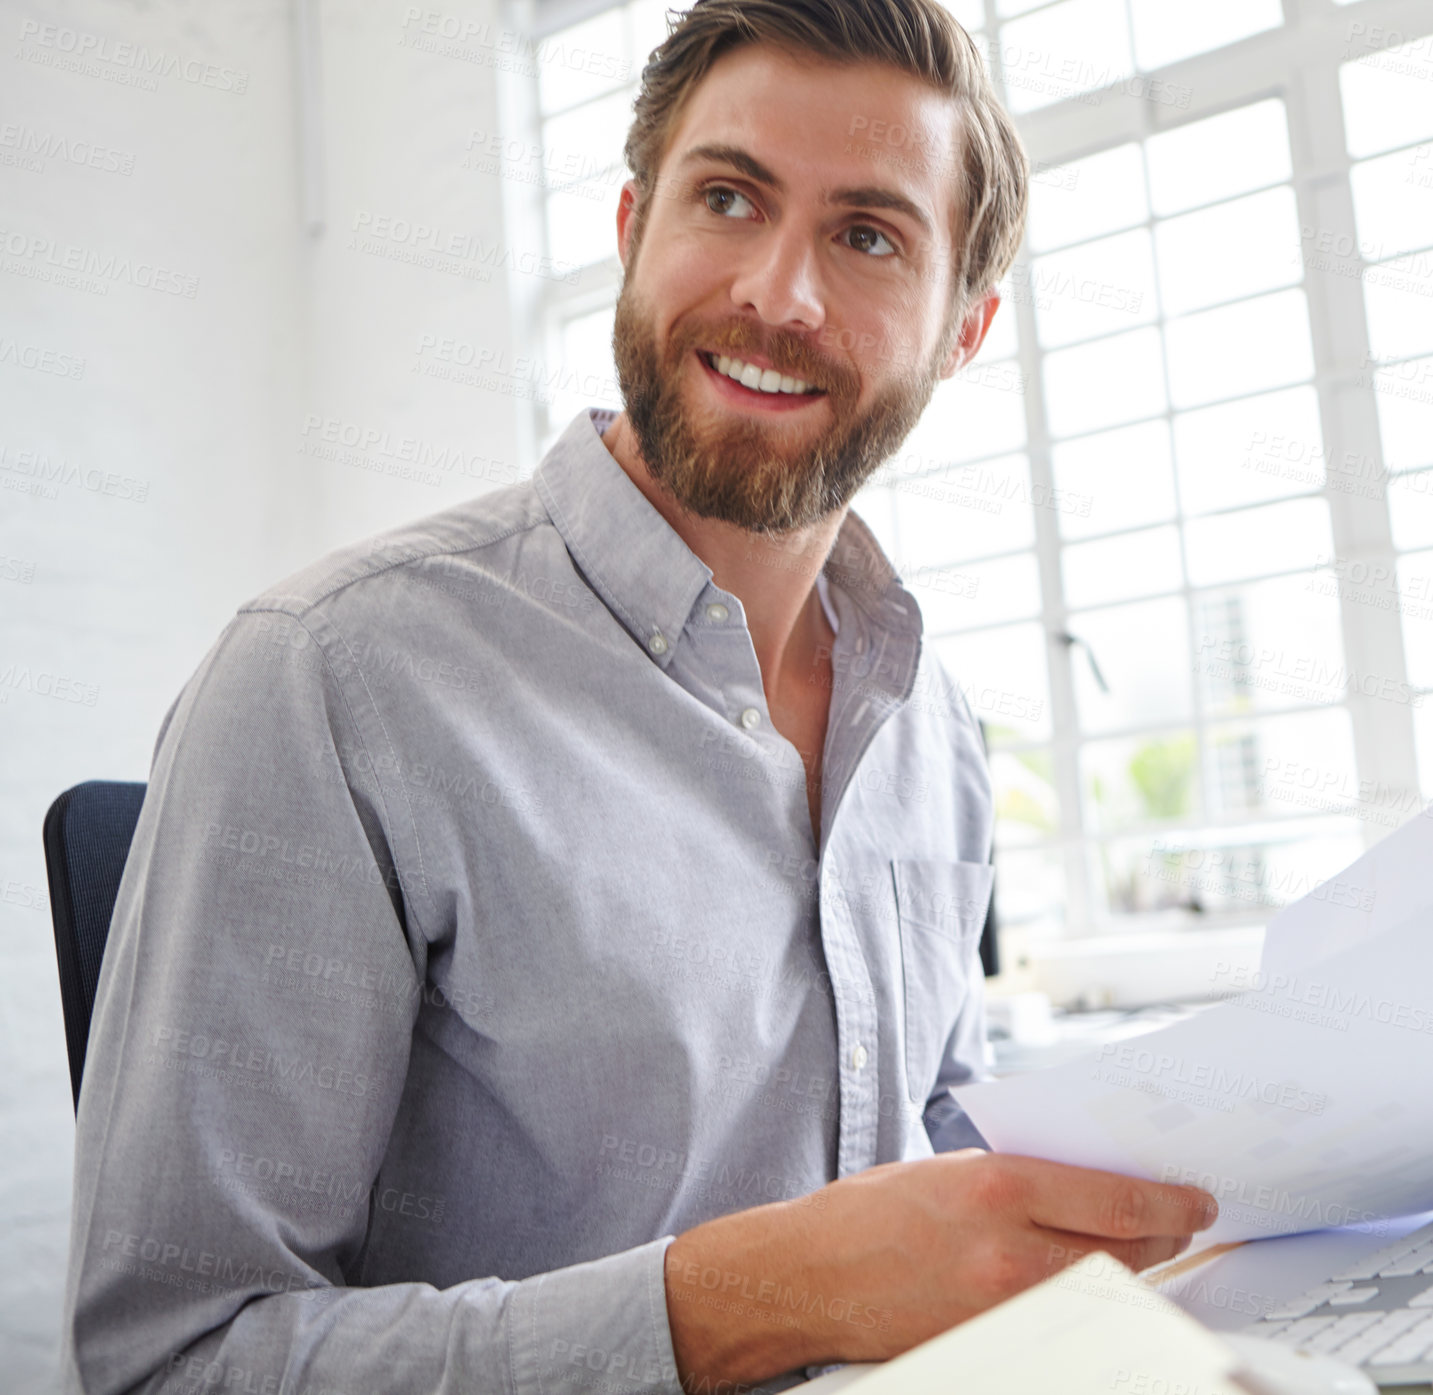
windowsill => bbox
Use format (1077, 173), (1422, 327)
(988, 998), (1222, 1078)
(990, 920), (1267, 1011)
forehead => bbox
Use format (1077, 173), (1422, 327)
(661, 44), (963, 234)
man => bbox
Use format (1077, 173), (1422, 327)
(63, 2), (1217, 1392)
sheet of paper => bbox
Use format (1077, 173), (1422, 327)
(822, 1252), (1244, 1395)
(954, 909), (1433, 1244)
(1258, 803), (1433, 978)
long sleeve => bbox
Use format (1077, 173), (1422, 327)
(61, 606), (682, 1395)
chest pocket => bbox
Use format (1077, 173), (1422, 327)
(893, 858), (994, 1103)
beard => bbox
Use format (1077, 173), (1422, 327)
(610, 271), (948, 536)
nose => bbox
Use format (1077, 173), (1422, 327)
(726, 220), (827, 334)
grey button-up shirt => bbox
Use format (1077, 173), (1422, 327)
(64, 407), (994, 1395)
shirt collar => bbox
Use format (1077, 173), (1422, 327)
(534, 407), (922, 669)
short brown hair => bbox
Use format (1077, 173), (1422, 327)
(623, 0), (1029, 313)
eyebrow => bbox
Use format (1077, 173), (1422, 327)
(677, 142), (936, 240)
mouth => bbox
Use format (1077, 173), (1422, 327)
(696, 350), (828, 410)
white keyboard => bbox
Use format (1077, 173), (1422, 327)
(1245, 1220), (1433, 1384)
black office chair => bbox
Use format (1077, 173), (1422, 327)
(41, 780), (148, 1111)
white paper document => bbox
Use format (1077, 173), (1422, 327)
(1259, 802), (1433, 977)
(806, 1252), (1246, 1395)
(953, 907), (1433, 1244)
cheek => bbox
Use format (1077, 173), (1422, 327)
(640, 238), (731, 324)
(650, 215), (730, 275)
(845, 315), (925, 380)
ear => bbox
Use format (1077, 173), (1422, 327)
(937, 292), (1002, 380)
(616, 179), (642, 271)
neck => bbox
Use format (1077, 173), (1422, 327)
(600, 412), (841, 687)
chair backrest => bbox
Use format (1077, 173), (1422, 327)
(42, 780), (148, 1111)
(975, 722), (1000, 980)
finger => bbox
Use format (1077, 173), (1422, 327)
(1002, 1156), (1218, 1240)
(1034, 1227), (1193, 1278)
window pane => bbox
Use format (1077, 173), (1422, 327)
(1174, 386), (1324, 515)
(545, 175), (622, 268)
(1397, 549), (1433, 689)
(629, 0), (671, 62)
(1028, 228), (1157, 349)
(901, 359), (1027, 467)
(1144, 100), (1291, 218)
(853, 483), (898, 560)
(1165, 288), (1314, 410)
(1026, 144), (1148, 254)
(1128, 0), (1281, 71)
(1069, 596), (1191, 734)
(546, 306), (620, 432)
(538, 10), (631, 115)
(1063, 525), (1182, 609)
(1044, 327), (1167, 437)
(993, 845), (1066, 930)
(1136, 823), (1364, 917)
(1391, 469), (1433, 522)
(998, 0), (1135, 115)
(889, 456), (1036, 565)
(1082, 729), (1199, 835)
(1340, 50), (1433, 160)
(1208, 711), (1358, 822)
(906, 553), (1042, 633)
(981, 283), (1020, 360)
(1415, 705), (1433, 800)
(1371, 357), (1433, 472)
(1329, 553), (1428, 692)
(1097, 831), (1231, 915)
(1155, 186), (1302, 317)
(1364, 258), (1433, 363)
(932, 622), (1052, 743)
(1390, 473), (1433, 550)
(1192, 574), (1347, 718)
(1184, 497), (1332, 588)
(944, 0), (988, 26)
(1351, 143), (1433, 263)
(542, 90), (634, 193)
(1053, 419), (1176, 541)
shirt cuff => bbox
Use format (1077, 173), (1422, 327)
(507, 1235), (682, 1394)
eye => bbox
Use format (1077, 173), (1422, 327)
(844, 225), (897, 258)
(703, 185), (757, 219)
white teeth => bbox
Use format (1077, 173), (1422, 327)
(708, 353), (812, 396)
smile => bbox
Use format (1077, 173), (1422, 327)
(696, 351), (826, 411)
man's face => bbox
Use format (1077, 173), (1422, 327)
(611, 44), (997, 535)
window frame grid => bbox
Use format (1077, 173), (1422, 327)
(517, 0), (1433, 938)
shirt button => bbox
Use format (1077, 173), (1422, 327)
(852, 1044), (869, 1071)
(706, 602), (730, 622)
(647, 632), (668, 655)
(740, 706), (762, 730)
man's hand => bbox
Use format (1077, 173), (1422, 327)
(663, 1151), (1218, 1391)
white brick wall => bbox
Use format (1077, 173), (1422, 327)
(0, 1), (525, 1384)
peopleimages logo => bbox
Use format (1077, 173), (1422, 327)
(1214, 964), (1433, 1036)
(1093, 1042), (1327, 1115)
(15, 19), (250, 93)
(1157, 1165), (1387, 1233)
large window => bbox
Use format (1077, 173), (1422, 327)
(512, 0), (1433, 962)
